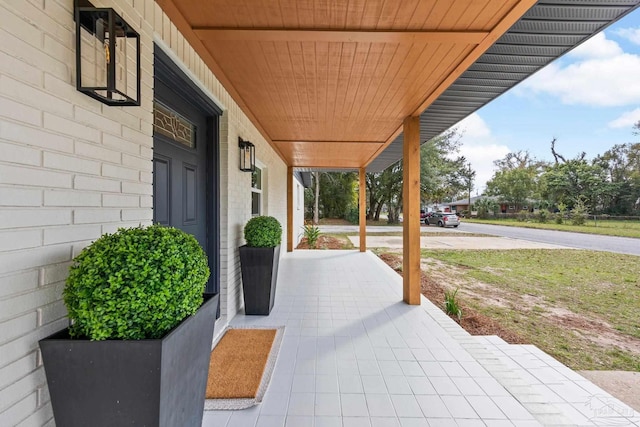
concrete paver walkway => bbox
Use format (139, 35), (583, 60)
(202, 251), (640, 427)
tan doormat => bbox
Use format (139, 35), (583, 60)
(204, 326), (284, 410)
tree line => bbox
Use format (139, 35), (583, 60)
(306, 121), (639, 223)
(484, 122), (640, 216)
(306, 128), (475, 224)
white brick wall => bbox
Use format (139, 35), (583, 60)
(0, 0), (152, 424)
(0, 0), (289, 425)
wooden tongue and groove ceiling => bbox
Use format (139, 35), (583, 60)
(158, 0), (537, 168)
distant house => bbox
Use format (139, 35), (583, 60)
(424, 203), (452, 213)
(497, 200), (536, 213)
(445, 196), (537, 214)
(443, 195), (486, 213)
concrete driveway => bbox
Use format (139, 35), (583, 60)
(317, 225), (571, 249)
(348, 235), (569, 250)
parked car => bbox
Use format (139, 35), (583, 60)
(425, 212), (460, 227)
(420, 210), (435, 223)
(423, 212), (436, 225)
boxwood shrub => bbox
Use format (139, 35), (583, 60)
(244, 216), (282, 247)
(64, 225), (210, 340)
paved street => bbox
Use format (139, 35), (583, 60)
(460, 222), (640, 256)
(318, 223), (640, 256)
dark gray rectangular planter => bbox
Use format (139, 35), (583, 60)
(39, 293), (219, 427)
(239, 244), (280, 315)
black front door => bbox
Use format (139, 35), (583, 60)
(152, 47), (221, 298)
(152, 80), (208, 249)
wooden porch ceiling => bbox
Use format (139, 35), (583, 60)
(158, 0), (537, 168)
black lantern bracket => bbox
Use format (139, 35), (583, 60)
(239, 137), (256, 172)
(74, 0), (141, 106)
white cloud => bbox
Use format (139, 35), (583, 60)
(456, 113), (491, 138)
(459, 144), (510, 194)
(569, 32), (623, 59)
(616, 27), (640, 45)
(519, 33), (640, 107)
(608, 108), (640, 129)
(451, 114), (510, 192)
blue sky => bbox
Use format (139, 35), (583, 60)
(454, 9), (640, 193)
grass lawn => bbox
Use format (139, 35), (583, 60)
(420, 249), (640, 371)
(465, 218), (640, 238)
(365, 219), (402, 226)
(317, 218), (352, 225)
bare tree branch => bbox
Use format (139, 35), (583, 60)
(550, 138), (566, 164)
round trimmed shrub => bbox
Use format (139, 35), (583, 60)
(64, 225), (210, 340)
(244, 216), (282, 247)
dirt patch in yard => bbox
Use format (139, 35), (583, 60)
(377, 252), (526, 344)
(421, 254), (640, 357)
(377, 251), (640, 354)
(521, 294), (545, 307)
(296, 235), (351, 250)
(550, 313), (640, 355)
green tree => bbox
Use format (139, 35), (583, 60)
(594, 143), (640, 214)
(493, 150), (545, 171)
(571, 197), (588, 225)
(539, 159), (607, 211)
(304, 186), (315, 220)
(487, 150), (547, 209)
(317, 172), (357, 218)
(486, 167), (537, 209)
(542, 138), (608, 212)
(365, 128), (473, 223)
(421, 128), (473, 205)
(366, 171), (384, 221)
(484, 151), (546, 210)
(308, 172), (357, 221)
(382, 162), (404, 224)
(366, 162), (404, 224)
(473, 198), (498, 219)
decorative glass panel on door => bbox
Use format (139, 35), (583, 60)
(153, 101), (196, 148)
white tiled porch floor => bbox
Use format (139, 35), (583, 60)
(203, 251), (640, 427)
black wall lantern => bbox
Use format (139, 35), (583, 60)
(239, 137), (256, 172)
(75, 0), (140, 106)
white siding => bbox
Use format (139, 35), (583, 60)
(0, 0), (288, 425)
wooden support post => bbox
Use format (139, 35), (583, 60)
(402, 116), (421, 305)
(359, 167), (366, 252)
(287, 166), (293, 252)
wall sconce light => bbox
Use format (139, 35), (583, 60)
(239, 137), (256, 172)
(75, 0), (140, 106)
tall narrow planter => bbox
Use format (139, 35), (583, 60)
(39, 293), (219, 427)
(239, 244), (280, 315)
